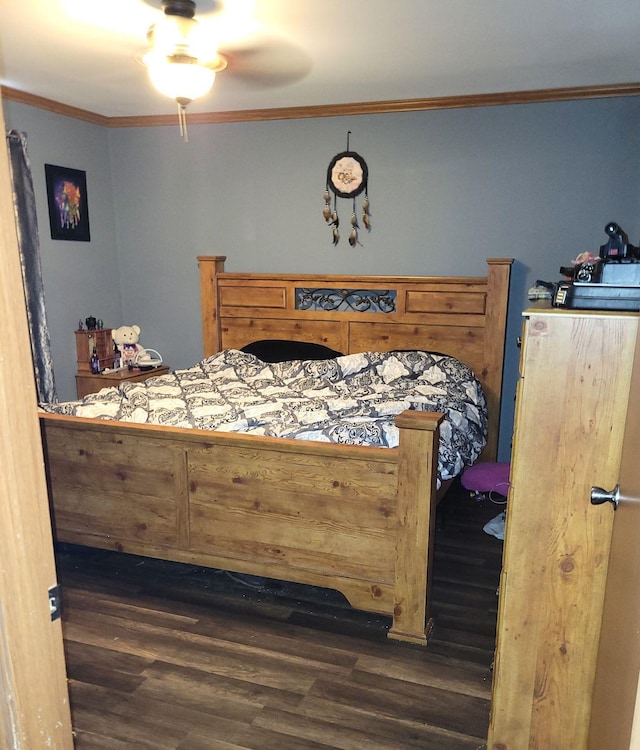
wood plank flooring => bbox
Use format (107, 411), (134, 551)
(56, 482), (504, 749)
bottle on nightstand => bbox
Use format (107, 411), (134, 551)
(90, 347), (100, 374)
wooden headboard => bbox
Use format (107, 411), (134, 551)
(198, 256), (513, 461)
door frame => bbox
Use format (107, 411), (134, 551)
(0, 96), (73, 747)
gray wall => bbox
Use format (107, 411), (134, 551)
(4, 95), (640, 460)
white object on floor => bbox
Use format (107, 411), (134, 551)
(483, 511), (506, 540)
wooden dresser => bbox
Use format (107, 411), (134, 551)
(488, 306), (639, 749)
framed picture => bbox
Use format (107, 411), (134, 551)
(44, 164), (90, 241)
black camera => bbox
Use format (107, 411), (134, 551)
(553, 222), (640, 311)
(599, 222), (640, 261)
(563, 223), (640, 284)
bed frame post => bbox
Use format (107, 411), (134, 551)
(198, 255), (227, 357)
(482, 258), (513, 462)
(388, 409), (443, 645)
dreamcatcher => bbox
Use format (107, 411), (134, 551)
(322, 132), (371, 246)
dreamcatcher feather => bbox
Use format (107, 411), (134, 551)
(323, 132), (371, 246)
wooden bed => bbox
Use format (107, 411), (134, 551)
(40, 256), (512, 645)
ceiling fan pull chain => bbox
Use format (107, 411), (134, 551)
(177, 102), (189, 142)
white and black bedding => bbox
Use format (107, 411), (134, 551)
(41, 349), (487, 483)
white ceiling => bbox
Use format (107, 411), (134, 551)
(1, 0), (640, 119)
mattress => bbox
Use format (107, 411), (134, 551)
(41, 349), (488, 482)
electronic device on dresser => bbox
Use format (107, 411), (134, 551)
(553, 222), (640, 311)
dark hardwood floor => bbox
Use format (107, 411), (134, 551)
(56, 481), (504, 749)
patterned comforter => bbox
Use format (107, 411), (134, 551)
(41, 349), (488, 482)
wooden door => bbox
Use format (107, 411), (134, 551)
(0, 101), (74, 745)
(488, 310), (638, 749)
(588, 323), (640, 749)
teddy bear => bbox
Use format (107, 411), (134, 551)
(111, 324), (144, 368)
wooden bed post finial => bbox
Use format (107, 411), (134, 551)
(198, 255), (226, 357)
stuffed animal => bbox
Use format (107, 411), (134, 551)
(111, 324), (144, 367)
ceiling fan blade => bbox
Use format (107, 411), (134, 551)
(219, 36), (312, 88)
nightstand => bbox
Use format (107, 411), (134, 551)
(75, 365), (170, 399)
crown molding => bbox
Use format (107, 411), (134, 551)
(1, 86), (109, 126)
(3, 83), (640, 127)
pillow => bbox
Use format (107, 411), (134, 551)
(241, 339), (344, 363)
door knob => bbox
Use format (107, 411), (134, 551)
(590, 484), (620, 509)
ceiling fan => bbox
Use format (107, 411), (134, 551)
(140, 0), (311, 139)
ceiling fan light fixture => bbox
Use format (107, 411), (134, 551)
(142, 4), (228, 142)
(144, 51), (217, 101)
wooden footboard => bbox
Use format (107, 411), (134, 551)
(40, 408), (442, 644)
